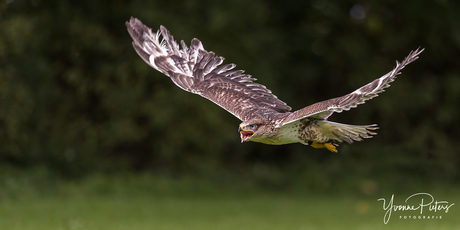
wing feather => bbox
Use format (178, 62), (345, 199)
(277, 48), (424, 127)
(126, 17), (291, 121)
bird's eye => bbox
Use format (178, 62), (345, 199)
(248, 124), (257, 129)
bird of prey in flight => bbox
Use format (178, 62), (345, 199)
(126, 17), (423, 152)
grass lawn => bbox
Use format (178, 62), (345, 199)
(1, 174), (459, 230)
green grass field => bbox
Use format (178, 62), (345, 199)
(1, 173), (459, 230)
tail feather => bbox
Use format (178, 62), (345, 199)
(318, 121), (378, 144)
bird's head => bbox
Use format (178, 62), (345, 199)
(238, 121), (264, 143)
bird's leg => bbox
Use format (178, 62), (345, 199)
(324, 143), (338, 153)
(310, 141), (338, 153)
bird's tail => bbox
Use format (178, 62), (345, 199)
(317, 121), (378, 144)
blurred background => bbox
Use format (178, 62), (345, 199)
(1, 0), (459, 229)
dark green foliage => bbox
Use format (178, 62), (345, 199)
(0, 0), (459, 188)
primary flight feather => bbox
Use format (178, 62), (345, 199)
(126, 17), (423, 152)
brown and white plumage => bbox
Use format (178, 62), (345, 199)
(126, 17), (423, 152)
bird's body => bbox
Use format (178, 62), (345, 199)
(126, 17), (423, 152)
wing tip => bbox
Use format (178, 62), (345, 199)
(400, 47), (425, 67)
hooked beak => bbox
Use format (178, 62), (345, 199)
(239, 126), (254, 143)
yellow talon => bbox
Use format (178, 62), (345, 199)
(310, 141), (325, 149)
(324, 143), (338, 153)
(310, 141), (338, 153)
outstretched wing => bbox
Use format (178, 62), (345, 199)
(277, 48), (424, 127)
(126, 17), (291, 121)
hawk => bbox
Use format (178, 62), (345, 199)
(126, 17), (423, 152)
